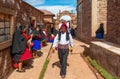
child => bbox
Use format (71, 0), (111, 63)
(32, 26), (42, 58)
(48, 34), (55, 43)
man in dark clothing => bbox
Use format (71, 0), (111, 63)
(52, 22), (74, 78)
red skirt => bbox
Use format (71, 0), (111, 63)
(20, 47), (32, 61)
(13, 47), (32, 68)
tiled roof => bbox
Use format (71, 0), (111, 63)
(23, 1), (44, 14)
(40, 9), (55, 16)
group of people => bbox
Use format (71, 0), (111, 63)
(11, 21), (74, 78)
(11, 25), (54, 72)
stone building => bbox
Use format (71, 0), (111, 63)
(40, 9), (55, 33)
(76, 0), (107, 43)
(106, 0), (120, 45)
(0, 0), (20, 78)
(0, 0), (44, 78)
(76, 0), (120, 77)
(77, 0), (120, 45)
(21, 1), (44, 27)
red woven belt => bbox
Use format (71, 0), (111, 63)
(58, 44), (68, 49)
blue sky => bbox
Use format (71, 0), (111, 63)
(23, 0), (76, 18)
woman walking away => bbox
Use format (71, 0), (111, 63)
(12, 26), (33, 72)
(52, 22), (74, 78)
(32, 26), (42, 58)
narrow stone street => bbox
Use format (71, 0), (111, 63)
(0, 0), (120, 79)
(44, 39), (97, 79)
(7, 39), (99, 79)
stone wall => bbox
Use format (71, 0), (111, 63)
(0, 0), (20, 79)
(16, 1), (44, 27)
(44, 15), (53, 23)
(0, 0), (20, 10)
(0, 0), (44, 79)
(97, 0), (107, 36)
(76, 0), (120, 78)
(76, 0), (120, 45)
(82, 0), (92, 42)
(76, 0), (108, 43)
(0, 48), (12, 79)
(76, 0), (81, 40)
(89, 41), (120, 78)
(77, 0), (81, 4)
(44, 15), (54, 33)
(76, 0), (92, 43)
(106, 0), (120, 45)
(0, 0), (44, 27)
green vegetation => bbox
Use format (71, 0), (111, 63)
(87, 56), (119, 79)
(39, 59), (50, 79)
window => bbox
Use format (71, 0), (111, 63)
(0, 14), (11, 43)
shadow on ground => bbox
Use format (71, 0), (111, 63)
(52, 61), (69, 68)
(37, 51), (43, 57)
(23, 59), (34, 69)
(22, 51), (43, 70)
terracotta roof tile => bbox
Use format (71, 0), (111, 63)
(40, 9), (55, 16)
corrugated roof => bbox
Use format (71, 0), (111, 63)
(40, 9), (55, 16)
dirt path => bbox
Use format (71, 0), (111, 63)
(44, 40), (97, 79)
(8, 43), (52, 79)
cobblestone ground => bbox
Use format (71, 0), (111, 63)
(44, 39), (97, 79)
(8, 43), (52, 79)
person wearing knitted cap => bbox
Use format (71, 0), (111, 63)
(52, 22), (74, 78)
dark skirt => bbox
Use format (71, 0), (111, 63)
(13, 47), (32, 68)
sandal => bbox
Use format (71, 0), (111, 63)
(16, 69), (25, 73)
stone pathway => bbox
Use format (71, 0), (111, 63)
(8, 43), (52, 79)
(8, 40), (102, 79)
(44, 39), (97, 79)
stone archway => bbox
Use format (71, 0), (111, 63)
(55, 11), (77, 30)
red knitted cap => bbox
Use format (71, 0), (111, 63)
(60, 22), (67, 29)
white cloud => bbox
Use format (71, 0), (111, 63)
(36, 5), (76, 18)
(23, 0), (45, 5)
(60, 15), (71, 21)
